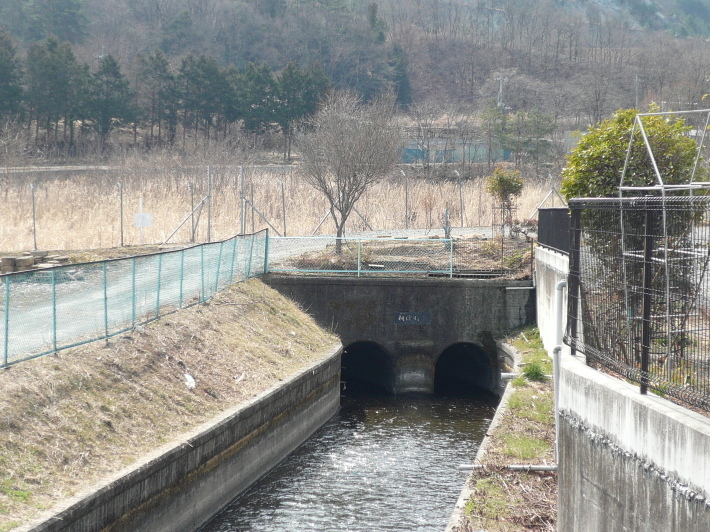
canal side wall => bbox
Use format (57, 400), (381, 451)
(19, 345), (342, 532)
(535, 246), (710, 531)
(558, 355), (710, 531)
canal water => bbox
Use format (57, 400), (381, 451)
(199, 389), (497, 532)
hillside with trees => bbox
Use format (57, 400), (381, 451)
(2, 0), (710, 166)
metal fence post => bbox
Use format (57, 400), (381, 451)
(207, 166), (212, 243)
(156, 254), (163, 318)
(567, 206), (582, 356)
(214, 241), (223, 293)
(200, 245), (205, 302)
(31, 183), (37, 250)
(357, 239), (361, 278)
(640, 207), (654, 395)
(118, 182), (124, 247)
(449, 238), (454, 278)
(240, 166), (246, 235)
(179, 250), (184, 308)
(281, 181), (287, 237)
(247, 234), (255, 278)
(131, 257), (136, 327)
(230, 235), (238, 282)
(52, 269), (57, 352)
(3, 275), (9, 367)
(263, 230), (270, 275)
(103, 262), (109, 340)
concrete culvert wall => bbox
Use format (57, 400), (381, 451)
(342, 341), (395, 394)
(435, 343), (497, 395)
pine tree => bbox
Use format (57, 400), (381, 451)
(275, 62), (330, 160)
(88, 54), (135, 148)
(0, 32), (22, 118)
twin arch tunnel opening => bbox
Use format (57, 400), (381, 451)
(341, 341), (498, 399)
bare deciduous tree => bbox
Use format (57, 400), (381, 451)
(298, 91), (403, 251)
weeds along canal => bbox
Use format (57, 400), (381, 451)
(199, 379), (498, 532)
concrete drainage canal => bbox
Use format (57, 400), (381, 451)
(199, 342), (499, 532)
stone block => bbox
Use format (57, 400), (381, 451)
(15, 256), (35, 268)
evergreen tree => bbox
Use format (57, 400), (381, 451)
(177, 54), (229, 145)
(275, 62), (330, 159)
(160, 10), (200, 57)
(388, 45), (412, 107)
(88, 54), (135, 146)
(138, 51), (176, 147)
(24, 0), (89, 44)
(561, 108), (702, 199)
(238, 62), (277, 135)
(25, 37), (79, 141)
(0, 32), (22, 118)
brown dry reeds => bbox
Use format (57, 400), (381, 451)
(0, 153), (560, 252)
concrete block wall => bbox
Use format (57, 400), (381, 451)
(19, 345), (342, 532)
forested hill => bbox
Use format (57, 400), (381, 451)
(2, 0), (710, 159)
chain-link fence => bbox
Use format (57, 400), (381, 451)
(1, 230), (267, 368)
(267, 236), (533, 278)
(566, 197), (710, 411)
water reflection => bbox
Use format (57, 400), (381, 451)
(200, 390), (497, 532)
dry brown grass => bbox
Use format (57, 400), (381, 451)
(0, 278), (338, 531)
(0, 154), (559, 252)
(455, 328), (557, 532)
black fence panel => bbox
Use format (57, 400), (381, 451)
(538, 208), (570, 254)
(566, 196), (710, 412)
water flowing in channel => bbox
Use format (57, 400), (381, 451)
(200, 390), (497, 532)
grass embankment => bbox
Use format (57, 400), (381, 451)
(0, 279), (338, 531)
(460, 327), (557, 532)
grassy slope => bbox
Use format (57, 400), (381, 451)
(0, 279), (338, 531)
(460, 327), (557, 532)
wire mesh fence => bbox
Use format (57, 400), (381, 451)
(267, 236), (533, 278)
(1, 230), (267, 368)
(566, 197), (710, 411)
(0, 163), (556, 252)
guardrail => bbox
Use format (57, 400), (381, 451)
(1, 230), (267, 368)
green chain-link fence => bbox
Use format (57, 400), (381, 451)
(1, 230), (267, 368)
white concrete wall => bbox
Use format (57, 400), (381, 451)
(536, 244), (710, 530)
(534, 246), (568, 352)
(558, 354), (710, 531)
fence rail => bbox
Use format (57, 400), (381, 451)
(566, 197), (710, 411)
(267, 236), (533, 278)
(1, 230), (267, 368)
(1, 229), (532, 369)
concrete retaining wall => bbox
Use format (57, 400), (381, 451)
(20, 345), (342, 532)
(558, 355), (710, 531)
(534, 246), (568, 352)
(535, 245), (710, 530)
(264, 275), (535, 394)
